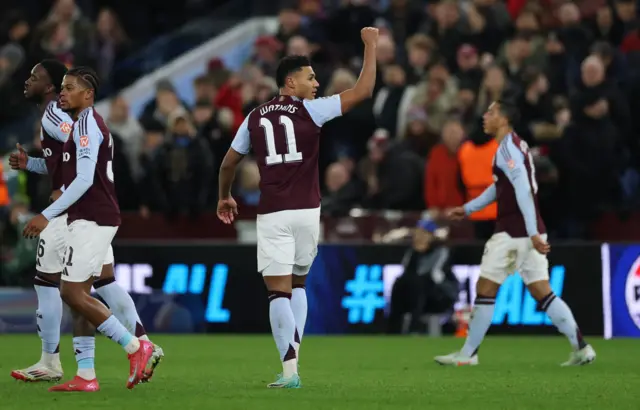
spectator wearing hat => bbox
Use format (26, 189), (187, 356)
(387, 218), (458, 334)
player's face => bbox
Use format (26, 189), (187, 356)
(482, 102), (504, 135)
(59, 75), (92, 113)
(24, 64), (52, 102)
(292, 66), (319, 100)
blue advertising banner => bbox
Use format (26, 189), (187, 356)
(0, 243), (604, 335)
(602, 244), (640, 338)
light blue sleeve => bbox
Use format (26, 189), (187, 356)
(496, 141), (539, 236)
(26, 157), (48, 174)
(463, 184), (496, 215)
(230, 115), (251, 155)
(41, 118), (101, 221)
(303, 95), (343, 127)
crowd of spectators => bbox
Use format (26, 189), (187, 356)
(3, 0), (640, 253)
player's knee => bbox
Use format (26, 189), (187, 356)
(476, 277), (500, 298)
(59, 282), (84, 308)
(526, 280), (552, 301)
(292, 275), (306, 289)
(263, 275), (293, 293)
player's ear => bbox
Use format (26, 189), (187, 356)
(286, 75), (295, 89)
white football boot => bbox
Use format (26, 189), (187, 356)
(561, 344), (596, 366)
(434, 351), (479, 366)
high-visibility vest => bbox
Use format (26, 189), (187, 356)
(0, 162), (9, 207)
(458, 139), (498, 221)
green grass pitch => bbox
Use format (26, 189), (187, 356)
(1, 335), (638, 410)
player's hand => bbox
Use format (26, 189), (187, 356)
(217, 197), (238, 224)
(49, 189), (62, 203)
(361, 27), (379, 46)
(22, 214), (49, 239)
(9, 143), (28, 170)
(445, 207), (466, 221)
(531, 234), (550, 255)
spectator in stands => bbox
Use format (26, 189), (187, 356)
(95, 7), (130, 94)
(107, 95), (144, 180)
(252, 35), (282, 78)
(475, 65), (507, 117)
(613, 0), (638, 33)
(378, 0), (424, 59)
(403, 33), (435, 85)
(373, 63), (414, 138)
(426, 0), (468, 72)
(31, 0), (95, 67)
(560, 56), (623, 215)
(154, 109), (215, 219)
(275, 8), (303, 45)
(358, 129), (424, 211)
(321, 161), (364, 217)
(402, 106), (437, 157)
(236, 159), (261, 207)
(516, 67), (556, 146)
(139, 78), (186, 132)
(455, 44), (483, 93)
(425, 119), (465, 215)
(589, 5), (625, 46)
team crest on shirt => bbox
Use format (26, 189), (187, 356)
(59, 122), (72, 134)
(79, 136), (89, 147)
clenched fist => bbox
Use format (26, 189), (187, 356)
(361, 27), (379, 45)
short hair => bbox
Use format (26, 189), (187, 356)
(39, 59), (67, 93)
(496, 98), (520, 125)
(275, 55), (311, 88)
(66, 66), (100, 94)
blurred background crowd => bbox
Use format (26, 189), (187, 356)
(2, 0), (640, 265)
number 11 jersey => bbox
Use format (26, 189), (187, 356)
(230, 94), (342, 215)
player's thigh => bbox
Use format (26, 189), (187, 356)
(62, 221), (118, 283)
(479, 232), (518, 284)
(257, 212), (295, 277)
(292, 207), (320, 276)
(519, 235), (550, 285)
(36, 215), (67, 274)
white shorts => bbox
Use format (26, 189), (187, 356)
(61, 220), (118, 283)
(36, 214), (68, 273)
(479, 232), (549, 285)
(257, 207), (320, 276)
(37, 215), (115, 275)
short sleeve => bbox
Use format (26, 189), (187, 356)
(76, 114), (103, 162)
(230, 115), (251, 155)
(42, 102), (73, 143)
(303, 95), (342, 127)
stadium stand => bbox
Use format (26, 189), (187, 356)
(2, 0), (640, 259)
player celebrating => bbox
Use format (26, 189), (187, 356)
(434, 100), (596, 366)
(22, 66), (156, 390)
(10, 61), (163, 389)
(217, 27), (379, 388)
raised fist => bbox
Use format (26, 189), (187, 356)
(361, 27), (379, 45)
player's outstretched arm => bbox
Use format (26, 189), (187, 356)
(462, 184), (496, 216)
(338, 27), (378, 114)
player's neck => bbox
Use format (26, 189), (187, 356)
(494, 127), (512, 143)
(38, 93), (57, 113)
